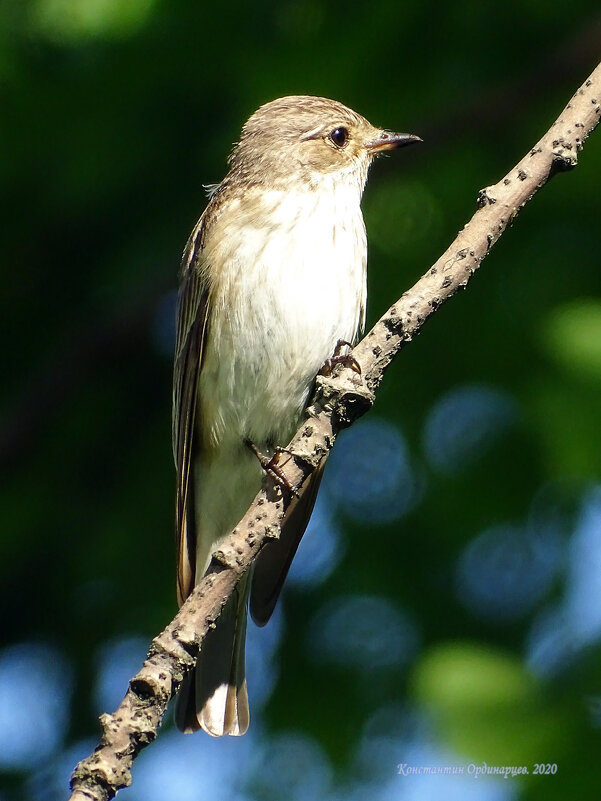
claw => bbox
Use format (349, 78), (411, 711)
(245, 441), (300, 496)
(320, 339), (361, 377)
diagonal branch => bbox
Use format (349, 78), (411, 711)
(69, 62), (601, 801)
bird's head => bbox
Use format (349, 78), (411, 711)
(227, 95), (421, 191)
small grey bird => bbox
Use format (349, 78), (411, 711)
(173, 95), (420, 736)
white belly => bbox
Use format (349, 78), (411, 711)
(199, 184), (367, 450)
(193, 182), (366, 567)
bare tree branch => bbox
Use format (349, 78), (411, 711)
(69, 63), (601, 801)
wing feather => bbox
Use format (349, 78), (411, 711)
(249, 461), (326, 626)
(173, 214), (211, 606)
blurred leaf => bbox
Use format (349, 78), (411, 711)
(411, 642), (571, 764)
(30, 0), (157, 41)
(541, 299), (601, 383)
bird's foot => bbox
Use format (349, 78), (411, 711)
(320, 339), (361, 377)
(245, 440), (300, 496)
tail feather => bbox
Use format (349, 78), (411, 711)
(175, 574), (250, 736)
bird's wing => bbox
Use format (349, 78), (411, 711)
(173, 214), (211, 606)
(249, 460), (326, 626)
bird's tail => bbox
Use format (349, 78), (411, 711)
(174, 573), (250, 736)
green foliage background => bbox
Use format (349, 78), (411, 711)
(1, 0), (601, 798)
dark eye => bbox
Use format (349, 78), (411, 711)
(328, 126), (349, 148)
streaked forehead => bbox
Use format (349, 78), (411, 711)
(242, 95), (369, 137)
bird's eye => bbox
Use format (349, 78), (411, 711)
(328, 127), (349, 148)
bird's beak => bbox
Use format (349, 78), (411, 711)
(365, 131), (422, 153)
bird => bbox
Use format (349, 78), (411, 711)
(172, 95), (420, 736)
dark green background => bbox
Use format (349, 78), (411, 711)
(2, 1), (601, 799)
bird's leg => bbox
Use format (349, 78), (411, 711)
(320, 339), (362, 377)
(244, 440), (300, 496)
